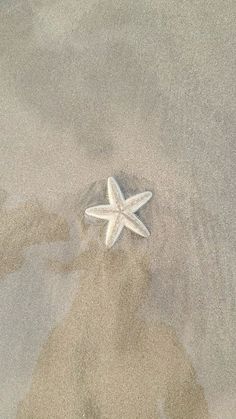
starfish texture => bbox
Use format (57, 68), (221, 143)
(85, 177), (152, 248)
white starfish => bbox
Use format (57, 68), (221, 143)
(85, 177), (152, 248)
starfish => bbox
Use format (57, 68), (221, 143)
(85, 177), (152, 248)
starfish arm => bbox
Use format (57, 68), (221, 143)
(85, 205), (114, 220)
(107, 177), (124, 207)
(124, 191), (152, 213)
(124, 212), (150, 238)
(105, 214), (124, 248)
